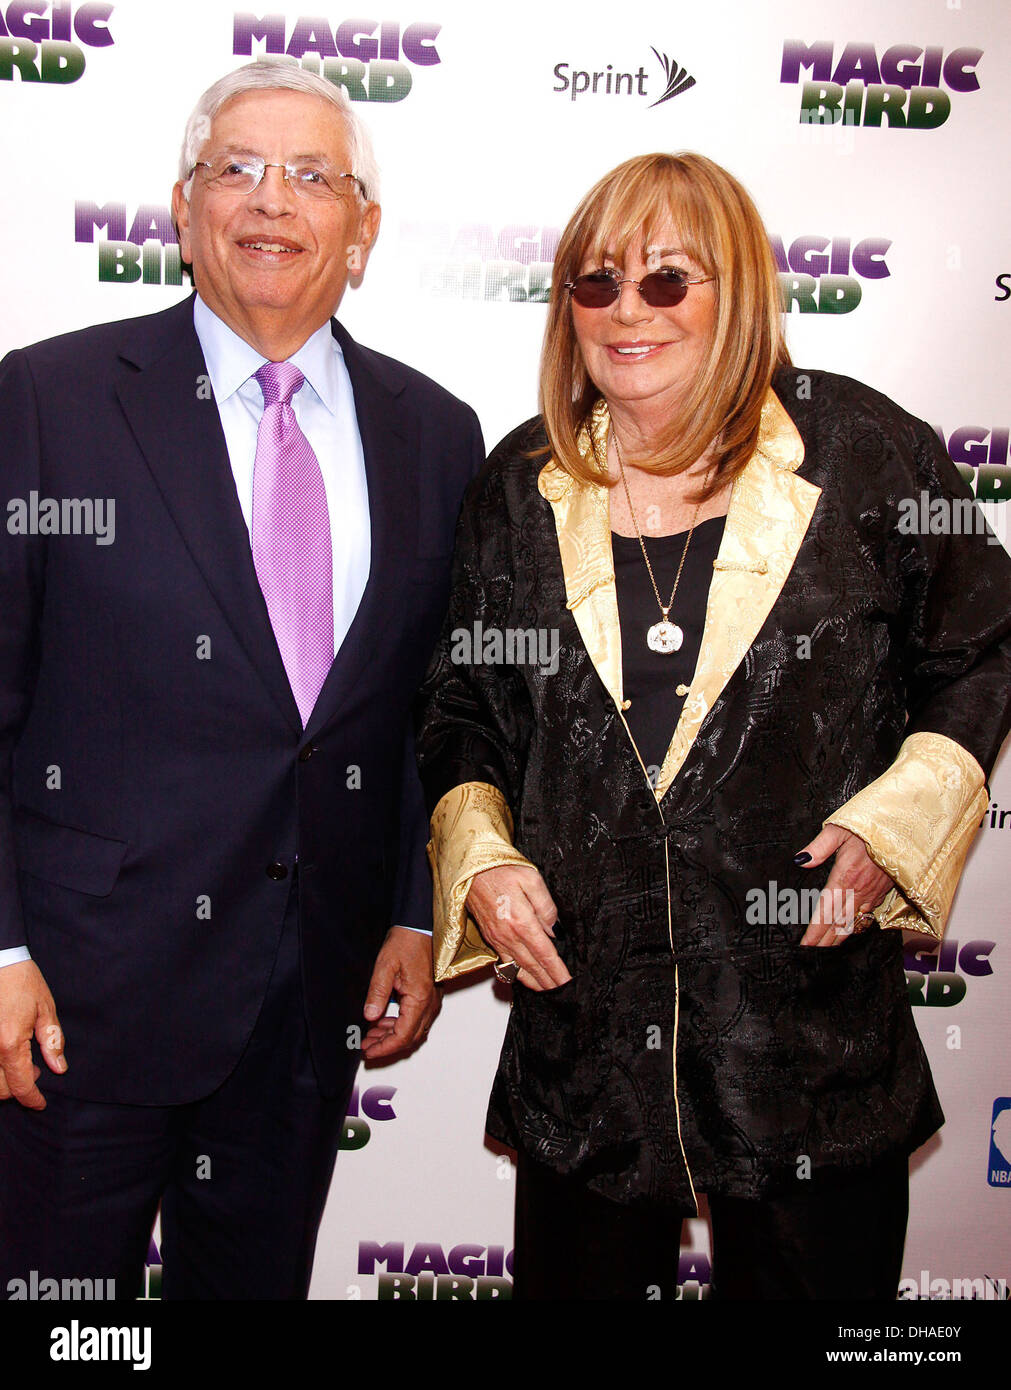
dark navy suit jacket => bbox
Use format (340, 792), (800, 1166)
(0, 295), (483, 1103)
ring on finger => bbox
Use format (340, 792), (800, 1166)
(834, 910), (875, 937)
(494, 959), (520, 985)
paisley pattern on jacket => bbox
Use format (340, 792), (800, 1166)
(416, 369), (1011, 1206)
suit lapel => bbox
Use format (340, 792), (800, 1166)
(115, 299), (302, 733)
(302, 321), (419, 739)
(538, 389), (821, 803)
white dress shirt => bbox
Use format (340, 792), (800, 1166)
(193, 294), (371, 659)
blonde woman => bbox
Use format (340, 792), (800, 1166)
(417, 154), (1011, 1300)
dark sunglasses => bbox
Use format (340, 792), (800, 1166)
(564, 266), (714, 308)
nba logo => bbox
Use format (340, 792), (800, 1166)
(988, 1098), (1011, 1187)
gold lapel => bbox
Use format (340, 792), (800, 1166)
(538, 389), (821, 803)
(537, 400), (623, 708)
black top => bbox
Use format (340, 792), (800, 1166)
(612, 515), (727, 775)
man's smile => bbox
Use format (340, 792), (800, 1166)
(235, 236), (303, 258)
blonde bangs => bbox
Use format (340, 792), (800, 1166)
(575, 163), (718, 282)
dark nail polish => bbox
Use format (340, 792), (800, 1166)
(793, 852), (812, 865)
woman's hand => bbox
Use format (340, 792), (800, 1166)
(466, 865), (572, 991)
(795, 824), (895, 946)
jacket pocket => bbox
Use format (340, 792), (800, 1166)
(512, 974), (580, 1065)
(14, 808), (128, 897)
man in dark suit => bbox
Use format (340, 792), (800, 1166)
(0, 59), (482, 1299)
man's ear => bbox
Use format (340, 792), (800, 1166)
(171, 182), (192, 265)
(345, 203), (381, 286)
(356, 202), (382, 268)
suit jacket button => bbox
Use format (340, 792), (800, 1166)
(266, 862), (288, 880)
(299, 744), (317, 762)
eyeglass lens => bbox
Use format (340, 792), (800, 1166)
(200, 157), (353, 200)
(570, 270), (690, 308)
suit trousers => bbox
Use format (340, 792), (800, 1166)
(512, 1150), (908, 1300)
(0, 874), (352, 1300)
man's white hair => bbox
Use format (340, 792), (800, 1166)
(178, 58), (380, 202)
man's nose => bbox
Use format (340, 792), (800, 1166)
(250, 164), (297, 215)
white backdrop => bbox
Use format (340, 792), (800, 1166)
(1, 0), (1008, 1301)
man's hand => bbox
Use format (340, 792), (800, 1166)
(361, 927), (440, 1061)
(795, 824), (894, 946)
(465, 864), (570, 991)
(0, 961), (66, 1108)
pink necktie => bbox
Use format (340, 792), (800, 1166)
(251, 361), (334, 728)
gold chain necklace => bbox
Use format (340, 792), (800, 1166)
(612, 429), (712, 655)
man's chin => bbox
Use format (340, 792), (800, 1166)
(201, 286), (310, 323)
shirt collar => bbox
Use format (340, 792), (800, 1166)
(192, 295), (344, 415)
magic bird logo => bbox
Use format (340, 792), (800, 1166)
(233, 13), (441, 102)
(935, 425), (1010, 504)
(75, 200), (182, 286)
(553, 46), (696, 106)
(772, 233), (889, 314)
(0, 2), (114, 84)
(904, 937), (995, 1008)
(356, 1240), (513, 1299)
(398, 219), (560, 302)
(780, 38), (982, 129)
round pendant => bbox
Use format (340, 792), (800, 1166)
(647, 620), (684, 654)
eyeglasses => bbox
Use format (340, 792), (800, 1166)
(564, 266), (714, 308)
(190, 154), (365, 202)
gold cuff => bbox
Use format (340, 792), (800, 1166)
(427, 781), (535, 981)
(825, 731), (988, 940)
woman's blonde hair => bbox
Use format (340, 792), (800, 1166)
(540, 152), (790, 493)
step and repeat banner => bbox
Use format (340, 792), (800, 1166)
(1, 0), (1008, 1302)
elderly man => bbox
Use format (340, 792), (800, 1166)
(0, 60), (482, 1299)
